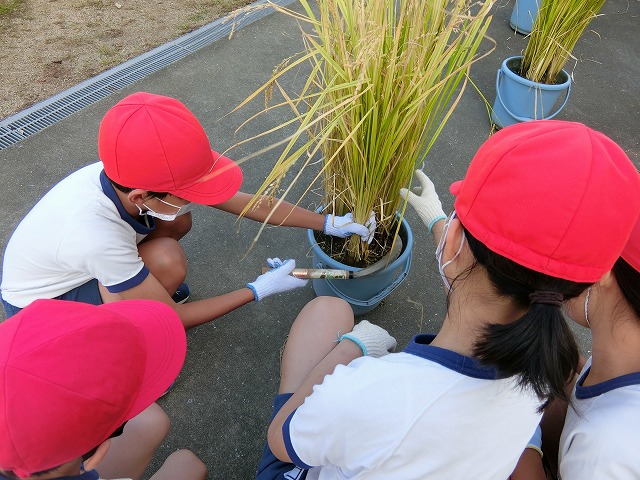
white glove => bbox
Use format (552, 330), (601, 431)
(339, 320), (397, 358)
(247, 258), (308, 301)
(400, 170), (446, 232)
(324, 211), (376, 244)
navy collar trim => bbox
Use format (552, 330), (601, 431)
(403, 334), (498, 380)
(575, 367), (640, 399)
(100, 170), (155, 233)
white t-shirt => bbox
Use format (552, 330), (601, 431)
(559, 356), (640, 479)
(1, 162), (153, 307)
(284, 334), (543, 480)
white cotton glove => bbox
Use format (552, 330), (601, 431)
(247, 258), (308, 301)
(400, 170), (446, 233)
(324, 211), (376, 244)
(339, 320), (397, 358)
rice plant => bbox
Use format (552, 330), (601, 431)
(234, 0), (494, 264)
(521, 0), (606, 84)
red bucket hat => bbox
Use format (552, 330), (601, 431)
(0, 299), (186, 478)
(621, 218), (640, 273)
(98, 91), (242, 205)
(450, 120), (640, 283)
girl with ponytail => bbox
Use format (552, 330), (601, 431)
(550, 219), (640, 478)
(257, 121), (640, 480)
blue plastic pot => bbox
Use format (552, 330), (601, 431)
(307, 217), (413, 315)
(491, 56), (571, 129)
(510, 0), (539, 35)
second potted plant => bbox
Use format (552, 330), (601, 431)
(492, 0), (606, 128)
(509, 0), (540, 35)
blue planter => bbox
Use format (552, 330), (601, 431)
(491, 56), (571, 129)
(510, 0), (539, 35)
(307, 217), (413, 315)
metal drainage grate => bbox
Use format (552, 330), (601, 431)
(0, 0), (295, 150)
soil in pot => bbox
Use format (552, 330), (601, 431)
(313, 223), (400, 269)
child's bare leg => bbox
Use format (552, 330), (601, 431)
(136, 213), (191, 294)
(96, 403), (170, 480)
(137, 237), (188, 295)
(279, 296), (355, 393)
(149, 450), (207, 480)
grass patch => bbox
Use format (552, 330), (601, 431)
(97, 44), (123, 67)
(0, 0), (24, 16)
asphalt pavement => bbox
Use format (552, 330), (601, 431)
(0, 0), (638, 478)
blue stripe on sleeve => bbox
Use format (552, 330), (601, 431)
(283, 409), (314, 469)
(105, 266), (150, 293)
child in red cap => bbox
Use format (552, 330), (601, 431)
(514, 217), (640, 479)
(254, 121), (640, 480)
(0, 298), (206, 480)
(556, 218), (640, 478)
(0, 92), (375, 329)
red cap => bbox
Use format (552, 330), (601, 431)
(450, 120), (640, 283)
(0, 299), (186, 478)
(98, 92), (242, 204)
(621, 218), (640, 272)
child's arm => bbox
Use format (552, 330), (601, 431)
(106, 259), (305, 330)
(213, 191), (326, 229)
(267, 321), (396, 462)
(509, 448), (547, 480)
(213, 191), (375, 242)
(267, 340), (363, 462)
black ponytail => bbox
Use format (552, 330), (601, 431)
(463, 230), (591, 407)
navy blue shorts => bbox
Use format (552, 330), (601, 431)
(256, 393), (308, 480)
(1, 279), (103, 318)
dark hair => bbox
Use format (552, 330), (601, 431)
(460, 228), (591, 407)
(107, 175), (168, 200)
(612, 258), (640, 320)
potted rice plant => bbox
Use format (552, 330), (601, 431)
(492, 0), (606, 128)
(234, 0), (493, 312)
(509, 0), (539, 34)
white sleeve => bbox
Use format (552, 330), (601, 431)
(283, 358), (397, 474)
(57, 214), (147, 291)
(560, 412), (640, 479)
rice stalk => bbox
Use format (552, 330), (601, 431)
(521, 0), (606, 84)
(234, 0), (494, 264)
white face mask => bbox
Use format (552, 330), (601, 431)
(435, 210), (466, 291)
(137, 198), (193, 222)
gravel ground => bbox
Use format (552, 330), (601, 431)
(0, 0), (252, 120)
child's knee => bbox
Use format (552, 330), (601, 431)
(152, 449), (207, 480)
(170, 450), (207, 477)
(306, 296), (354, 329)
(132, 402), (171, 444)
(140, 238), (187, 274)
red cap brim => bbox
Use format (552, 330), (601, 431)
(449, 180), (463, 196)
(172, 150), (243, 205)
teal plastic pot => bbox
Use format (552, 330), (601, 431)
(510, 0), (539, 35)
(491, 56), (571, 129)
(307, 217), (413, 315)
